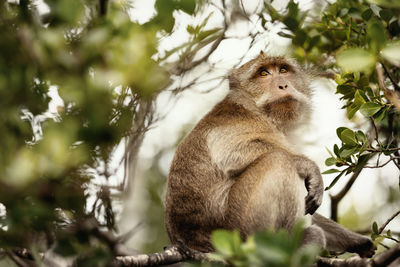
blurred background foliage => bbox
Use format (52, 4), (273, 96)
(0, 0), (195, 265)
(1, 0), (400, 266)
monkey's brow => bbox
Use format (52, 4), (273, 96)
(253, 62), (294, 73)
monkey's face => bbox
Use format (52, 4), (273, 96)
(229, 55), (311, 123)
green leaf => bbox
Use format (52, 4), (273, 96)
(334, 144), (340, 157)
(211, 230), (234, 256)
(367, 20), (387, 50)
(322, 168), (341, 174)
(389, 19), (400, 36)
(387, 229), (392, 237)
(336, 127), (348, 139)
(360, 102), (382, 117)
(336, 48), (376, 73)
(177, 0), (196, 15)
(379, 9), (393, 21)
(362, 8), (373, 20)
(186, 25), (196, 34)
(325, 171), (345, 190)
(371, 233), (378, 240)
(357, 75), (370, 89)
(326, 147), (335, 158)
(325, 157), (337, 166)
(340, 129), (358, 146)
(347, 90), (367, 119)
(336, 84), (355, 99)
(374, 106), (388, 122)
(197, 28), (221, 41)
(368, 0), (400, 8)
(356, 130), (367, 143)
(381, 42), (400, 66)
(283, 16), (299, 31)
(355, 154), (372, 172)
(231, 230), (242, 255)
(354, 89), (366, 104)
(372, 221), (379, 234)
(340, 147), (358, 158)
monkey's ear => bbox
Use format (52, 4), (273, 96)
(259, 50), (264, 56)
(228, 69), (240, 90)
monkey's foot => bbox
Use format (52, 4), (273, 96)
(348, 237), (376, 258)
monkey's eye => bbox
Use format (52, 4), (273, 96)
(279, 66), (288, 73)
(258, 68), (270, 76)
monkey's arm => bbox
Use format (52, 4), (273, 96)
(292, 155), (324, 215)
(207, 128), (270, 178)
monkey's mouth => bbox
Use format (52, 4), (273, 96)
(264, 95), (299, 111)
(269, 95), (297, 105)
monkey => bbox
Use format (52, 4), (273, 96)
(164, 52), (374, 257)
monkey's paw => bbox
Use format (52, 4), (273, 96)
(305, 190), (323, 215)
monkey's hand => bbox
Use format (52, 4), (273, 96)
(293, 156), (324, 215)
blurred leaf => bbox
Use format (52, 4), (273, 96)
(337, 48), (376, 73)
(381, 41), (400, 66)
(367, 20), (387, 51)
(362, 8), (373, 20)
(177, 0), (197, 14)
(368, 0), (400, 8)
(379, 9), (393, 21)
(372, 221), (379, 234)
(212, 230), (235, 256)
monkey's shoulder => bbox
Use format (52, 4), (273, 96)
(199, 98), (255, 125)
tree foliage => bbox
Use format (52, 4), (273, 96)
(0, 0), (198, 265)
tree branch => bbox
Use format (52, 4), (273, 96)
(113, 243), (211, 267)
(376, 63), (400, 112)
(330, 168), (363, 221)
(317, 244), (400, 266)
(379, 209), (400, 235)
(381, 63), (400, 92)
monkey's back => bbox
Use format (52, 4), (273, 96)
(164, 97), (306, 252)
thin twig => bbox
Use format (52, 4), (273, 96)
(364, 156), (400, 168)
(379, 209), (400, 234)
(381, 63), (400, 92)
(376, 63), (400, 112)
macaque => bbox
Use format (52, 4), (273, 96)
(164, 52), (374, 257)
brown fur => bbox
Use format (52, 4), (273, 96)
(164, 53), (374, 256)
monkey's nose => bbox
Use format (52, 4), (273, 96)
(278, 85), (288, 90)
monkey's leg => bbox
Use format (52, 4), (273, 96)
(312, 213), (375, 257)
(226, 151), (307, 236)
